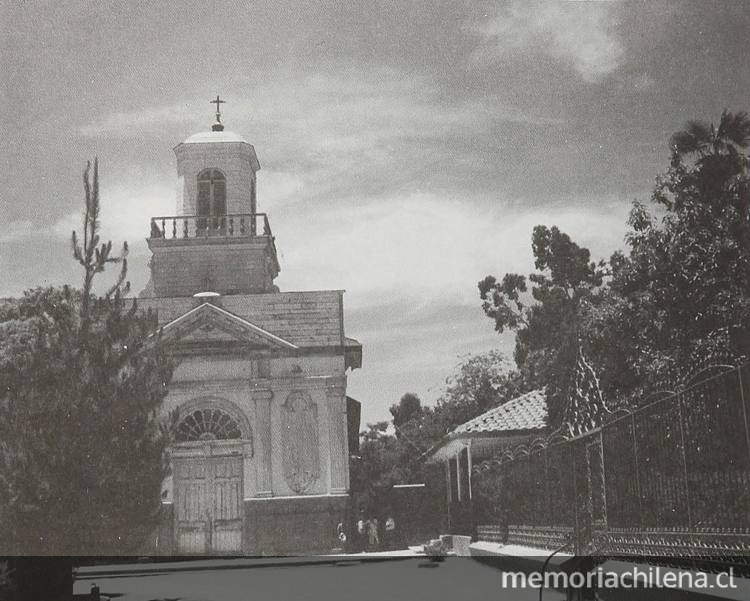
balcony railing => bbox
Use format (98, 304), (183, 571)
(149, 213), (272, 240)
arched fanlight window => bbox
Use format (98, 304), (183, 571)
(175, 408), (242, 442)
(197, 169), (226, 218)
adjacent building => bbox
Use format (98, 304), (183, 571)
(427, 388), (547, 530)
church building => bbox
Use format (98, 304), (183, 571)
(137, 100), (362, 555)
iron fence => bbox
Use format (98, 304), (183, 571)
(473, 363), (750, 556)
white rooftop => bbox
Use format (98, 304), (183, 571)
(182, 130), (248, 144)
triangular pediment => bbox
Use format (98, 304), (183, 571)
(159, 302), (298, 352)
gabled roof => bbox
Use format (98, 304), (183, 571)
(160, 301), (299, 351)
(453, 388), (547, 435)
(138, 290), (345, 348)
(424, 388), (548, 463)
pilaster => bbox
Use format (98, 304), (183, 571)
(252, 388), (274, 497)
(325, 377), (349, 494)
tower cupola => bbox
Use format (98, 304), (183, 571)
(143, 98), (279, 298)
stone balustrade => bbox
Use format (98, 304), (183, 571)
(149, 213), (272, 241)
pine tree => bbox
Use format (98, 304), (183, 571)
(0, 160), (174, 560)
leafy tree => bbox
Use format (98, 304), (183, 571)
(383, 351), (522, 461)
(434, 350), (522, 428)
(479, 227), (606, 427)
(350, 422), (404, 509)
(389, 392), (423, 433)
(351, 351), (522, 517)
(595, 110), (750, 396)
(669, 109), (750, 202)
(0, 160), (173, 558)
(478, 110), (750, 414)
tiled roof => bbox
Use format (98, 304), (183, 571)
(137, 290), (345, 348)
(452, 388), (547, 435)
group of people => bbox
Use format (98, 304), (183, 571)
(337, 512), (398, 552)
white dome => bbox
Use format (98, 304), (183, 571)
(182, 130), (247, 144)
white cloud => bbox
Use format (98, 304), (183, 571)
(79, 102), (201, 137)
(273, 192), (630, 311)
(259, 170), (306, 206)
(44, 174), (174, 295)
(51, 175), (175, 253)
(475, 3), (624, 82)
(248, 69), (563, 167)
(0, 220), (35, 243)
(0, 173), (174, 294)
(332, 192), (631, 417)
(78, 68), (561, 148)
(621, 72), (655, 92)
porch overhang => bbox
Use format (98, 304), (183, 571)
(425, 430), (546, 463)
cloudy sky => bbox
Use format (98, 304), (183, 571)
(2, 1), (748, 425)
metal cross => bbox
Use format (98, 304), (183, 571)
(210, 95), (225, 122)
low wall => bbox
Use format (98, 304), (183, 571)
(157, 495), (349, 555)
(244, 495), (349, 555)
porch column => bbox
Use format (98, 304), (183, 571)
(467, 442), (473, 500)
(445, 460), (452, 504)
(252, 388), (274, 497)
(456, 451), (462, 502)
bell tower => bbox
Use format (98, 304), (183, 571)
(143, 98), (280, 297)
(134, 96), (362, 556)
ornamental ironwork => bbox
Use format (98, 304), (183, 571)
(471, 362), (750, 558)
(561, 346), (611, 438)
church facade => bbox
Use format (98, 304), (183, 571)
(137, 109), (362, 555)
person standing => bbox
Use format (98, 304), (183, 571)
(384, 515), (396, 550)
(368, 516), (380, 549)
(336, 522), (347, 552)
(356, 513), (367, 553)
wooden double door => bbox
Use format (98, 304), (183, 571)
(174, 454), (243, 554)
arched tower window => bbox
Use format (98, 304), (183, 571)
(175, 407), (242, 442)
(197, 169), (226, 223)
